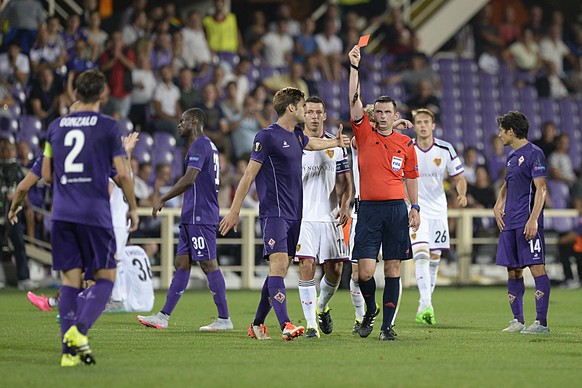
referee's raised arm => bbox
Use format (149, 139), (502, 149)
(348, 45), (364, 120)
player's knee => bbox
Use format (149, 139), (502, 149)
(200, 259), (218, 274)
(413, 250), (430, 262)
(174, 255), (191, 271)
(298, 258), (316, 279)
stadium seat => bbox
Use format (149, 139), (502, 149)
(117, 118), (134, 137)
(152, 131), (177, 150)
(132, 148), (151, 164)
(134, 132), (154, 154)
(215, 51), (240, 70)
(18, 115), (42, 136)
(0, 116), (19, 133)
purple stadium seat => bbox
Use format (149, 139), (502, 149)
(0, 130), (15, 143)
(152, 131), (176, 150)
(17, 132), (40, 154)
(0, 116), (18, 133)
(436, 58), (458, 73)
(215, 51), (240, 69)
(152, 148), (174, 166)
(258, 65), (279, 80)
(132, 148), (151, 164)
(171, 148), (184, 181)
(5, 104), (21, 118)
(518, 87), (537, 103)
(538, 98), (560, 126)
(134, 132), (153, 154)
(459, 58), (478, 74)
(18, 115), (42, 135)
(193, 65), (214, 89)
(117, 118), (134, 137)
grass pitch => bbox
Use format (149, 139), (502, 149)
(1, 286), (581, 387)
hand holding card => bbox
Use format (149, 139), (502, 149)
(358, 34), (370, 47)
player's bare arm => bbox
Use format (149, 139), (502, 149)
(493, 181), (507, 231)
(306, 124), (350, 150)
(41, 143), (53, 183)
(392, 119), (413, 131)
(219, 159), (262, 235)
(524, 177), (547, 241)
(152, 167), (200, 219)
(405, 178), (420, 231)
(348, 45), (363, 118)
(335, 169), (353, 227)
(451, 174), (468, 207)
(8, 173), (41, 225)
(113, 155), (139, 232)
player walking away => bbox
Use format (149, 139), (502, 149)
(411, 109), (467, 325)
(137, 108), (233, 331)
(295, 96), (352, 339)
(493, 111), (551, 334)
(219, 87), (349, 341)
(348, 45), (420, 341)
(42, 69), (139, 366)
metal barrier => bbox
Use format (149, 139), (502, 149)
(130, 207), (578, 289)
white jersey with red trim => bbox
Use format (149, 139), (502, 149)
(414, 137), (464, 219)
(302, 133), (350, 222)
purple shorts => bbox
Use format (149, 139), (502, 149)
(496, 227), (546, 268)
(51, 221), (117, 272)
(260, 217), (301, 260)
(176, 224), (217, 261)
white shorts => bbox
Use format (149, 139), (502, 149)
(295, 221), (348, 264)
(114, 226), (129, 260)
(349, 215), (357, 260)
(410, 216), (450, 251)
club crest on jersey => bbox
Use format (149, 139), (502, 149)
(518, 155), (524, 166)
(273, 291), (286, 304)
(433, 158), (442, 167)
(392, 156), (403, 172)
(325, 149), (334, 158)
(535, 290), (544, 300)
(253, 142), (262, 152)
(268, 238), (276, 249)
(411, 232), (416, 240)
(508, 293), (516, 304)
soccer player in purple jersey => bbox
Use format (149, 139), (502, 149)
(42, 69), (139, 366)
(136, 108), (233, 331)
(219, 87), (349, 341)
(493, 111), (551, 334)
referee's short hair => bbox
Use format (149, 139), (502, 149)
(374, 95), (397, 110)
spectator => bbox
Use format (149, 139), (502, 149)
(314, 18), (343, 82)
(180, 10), (212, 75)
(203, 0), (242, 54)
(82, 10), (108, 56)
(508, 26), (541, 73)
(230, 95), (268, 160)
(472, 4), (504, 60)
(293, 18), (318, 64)
(533, 121), (557, 158)
(467, 164), (497, 234)
(538, 62), (569, 99)
(220, 81), (242, 123)
(540, 23), (575, 77)
(129, 53), (157, 131)
(177, 68), (202, 111)
(80, 0), (99, 27)
(243, 10), (266, 61)
(268, 4), (300, 37)
(150, 65), (182, 136)
(402, 79), (441, 122)
(263, 61), (309, 98)
(218, 149), (237, 208)
(153, 162), (180, 208)
(383, 7), (418, 64)
(28, 64), (69, 128)
(462, 146), (480, 184)
(164, 2), (182, 33)
(232, 57), (252, 106)
(46, 15), (65, 48)
(0, 0), (46, 54)
(497, 7), (521, 46)
(0, 41), (30, 87)
(386, 52), (440, 95)
(150, 32), (174, 72)
(122, 10), (147, 48)
(29, 24), (67, 73)
(566, 56), (582, 96)
(211, 65), (233, 101)
(523, 5), (547, 42)
(0, 82), (17, 115)
(100, 31), (135, 120)
(65, 39), (98, 102)
(262, 19), (294, 69)
(61, 14), (88, 59)
(548, 133), (576, 186)
(133, 160), (154, 206)
(119, 0), (147, 30)
(195, 82), (230, 155)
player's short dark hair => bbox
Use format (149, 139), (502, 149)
(273, 87), (304, 116)
(374, 95), (397, 110)
(305, 95), (326, 110)
(497, 111), (529, 139)
(76, 69), (106, 103)
(413, 108), (435, 123)
(184, 107), (207, 127)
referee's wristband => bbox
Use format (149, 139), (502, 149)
(411, 204), (420, 213)
(350, 63), (359, 71)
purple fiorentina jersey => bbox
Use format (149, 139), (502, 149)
(30, 154), (42, 177)
(47, 111), (125, 228)
(251, 124), (309, 220)
(503, 142), (547, 230)
(181, 135), (219, 225)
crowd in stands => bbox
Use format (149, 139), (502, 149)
(1, 0), (581, 286)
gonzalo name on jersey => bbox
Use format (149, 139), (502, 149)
(60, 116), (98, 127)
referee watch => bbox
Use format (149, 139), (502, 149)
(411, 204), (420, 213)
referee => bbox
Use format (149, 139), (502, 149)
(348, 44), (420, 341)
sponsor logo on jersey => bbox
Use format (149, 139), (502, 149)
(283, 141), (290, 148)
(268, 238), (276, 249)
(392, 156), (403, 171)
(508, 293), (516, 304)
(325, 149), (334, 158)
(253, 142), (262, 152)
(507, 161), (511, 167)
(433, 158), (442, 167)
(535, 290), (544, 300)
(273, 291), (286, 304)
(518, 155), (524, 166)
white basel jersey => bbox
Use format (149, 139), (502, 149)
(301, 133), (350, 222)
(414, 138), (464, 219)
(350, 138), (360, 219)
(113, 245), (155, 312)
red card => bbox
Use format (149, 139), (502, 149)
(358, 34), (370, 47)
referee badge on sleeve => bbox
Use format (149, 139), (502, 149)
(253, 142), (262, 152)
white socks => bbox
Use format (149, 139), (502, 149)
(349, 278), (365, 321)
(415, 257), (432, 313)
(318, 275), (339, 312)
(429, 259), (440, 294)
(298, 279), (317, 328)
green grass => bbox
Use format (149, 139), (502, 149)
(1, 286), (581, 387)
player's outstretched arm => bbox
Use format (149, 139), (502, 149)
(219, 159), (262, 235)
(493, 182), (507, 231)
(8, 173), (41, 225)
(152, 167), (200, 219)
(306, 124), (350, 150)
(348, 45), (364, 119)
(113, 155), (139, 232)
(335, 169), (353, 227)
